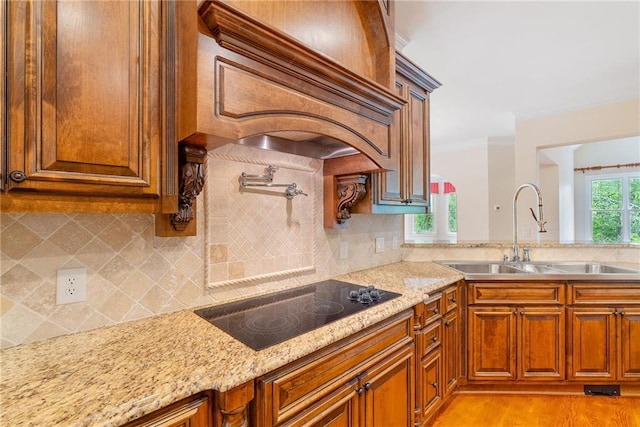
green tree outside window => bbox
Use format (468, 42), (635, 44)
(590, 176), (640, 243)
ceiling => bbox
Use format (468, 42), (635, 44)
(394, 1), (640, 148)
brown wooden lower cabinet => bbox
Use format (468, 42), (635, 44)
(568, 307), (640, 381)
(414, 282), (461, 427)
(467, 305), (565, 382)
(467, 282), (566, 383)
(253, 310), (414, 427)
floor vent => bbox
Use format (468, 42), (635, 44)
(584, 385), (620, 396)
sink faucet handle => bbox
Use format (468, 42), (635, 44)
(522, 246), (531, 262)
(503, 254), (509, 263)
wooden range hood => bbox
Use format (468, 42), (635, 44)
(158, 0), (405, 234)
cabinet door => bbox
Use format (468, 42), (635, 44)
(518, 307), (565, 381)
(404, 80), (429, 206)
(417, 349), (443, 426)
(6, 0), (161, 198)
(281, 383), (360, 427)
(568, 308), (615, 381)
(375, 74), (406, 205)
(468, 307), (517, 381)
(362, 345), (414, 427)
(618, 308), (640, 380)
(375, 72), (430, 209)
(442, 310), (460, 395)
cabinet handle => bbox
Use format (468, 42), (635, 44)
(433, 308), (439, 314)
(432, 335), (438, 343)
(365, 382), (372, 391)
(520, 311), (525, 316)
(444, 321), (451, 327)
(9, 171), (27, 183)
(431, 382), (438, 389)
(614, 311), (620, 316)
(449, 297), (456, 303)
(619, 311), (626, 317)
(357, 387), (364, 395)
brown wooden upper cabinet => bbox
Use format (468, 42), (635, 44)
(2, 0), (196, 214)
(379, 52), (441, 211)
(360, 52), (441, 214)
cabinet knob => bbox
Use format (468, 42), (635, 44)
(357, 387), (364, 395)
(433, 308), (439, 314)
(444, 321), (451, 327)
(432, 335), (438, 343)
(619, 311), (626, 317)
(520, 311), (525, 316)
(9, 171), (27, 183)
(431, 382), (438, 389)
(513, 310), (518, 316)
(364, 382), (372, 391)
(449, 297), (456, 303)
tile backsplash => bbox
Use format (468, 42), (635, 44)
(0, 146), (403, 348)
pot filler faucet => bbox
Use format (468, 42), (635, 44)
(512, 183), (547, 262)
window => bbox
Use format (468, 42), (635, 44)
(405, 179), (457, 243)
(587, 173), (640, 243)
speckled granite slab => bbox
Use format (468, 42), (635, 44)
(0, 262), (462, 427)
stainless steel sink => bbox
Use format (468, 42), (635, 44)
(443, 263), (523, 274)
(547, 262), (640, 274)
(439, 261), (640, 281)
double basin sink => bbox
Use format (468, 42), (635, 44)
(440, 261), (640, 281)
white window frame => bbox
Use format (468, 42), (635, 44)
(584, 171), (640, 243)
(404, 182), (457, 243)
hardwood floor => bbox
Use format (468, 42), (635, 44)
(430, 394), (640, 426)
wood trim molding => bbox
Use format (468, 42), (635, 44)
(396, 51), (442, 93)
(215, 380), (254, 427)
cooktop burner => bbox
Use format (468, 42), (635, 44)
(194, 280), (401, 350)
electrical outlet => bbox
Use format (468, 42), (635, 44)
(56, 267), (87, 305)
(340, 242), (349, 259)
(375, 237), (384, 253)
(392, 236), (399, 250)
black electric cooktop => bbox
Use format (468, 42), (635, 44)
(194, 279), (401, 350)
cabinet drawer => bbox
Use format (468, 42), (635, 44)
(418, 321), (442, 358)
(256, 310), (413, 426)
(415, 293), (442, 329)
(424, 294), (443, 324)
(568, 283), (640, 305)
(468, 283), (565, 305)
(443, 286), (459, 313)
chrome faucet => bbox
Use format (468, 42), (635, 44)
(512, 183), (547, 262)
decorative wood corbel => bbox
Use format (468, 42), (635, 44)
(171, 144), (207, 231)
(336, 174), (368, 224)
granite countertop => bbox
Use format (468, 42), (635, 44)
(0, 261), (462, 427)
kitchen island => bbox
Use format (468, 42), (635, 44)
(0, 262), (461, 426)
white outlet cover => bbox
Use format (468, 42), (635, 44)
(56, 267), (87, 305)
(375, 237), (384, 253)
(340, 242), (349, 259)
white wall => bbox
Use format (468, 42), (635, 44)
(488, 139), (515, 241)
(515, 98), (640, 241)
(432, 139), (490, 241)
